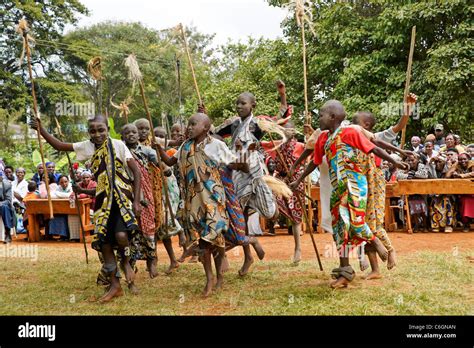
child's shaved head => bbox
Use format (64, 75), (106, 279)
(238, 92), (256, 104)
(353, 111), (376, 131)
(88, 114), (108, 126)
(320, 100), (346, 121)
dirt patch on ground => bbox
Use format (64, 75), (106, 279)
(12, 230), (474, 263)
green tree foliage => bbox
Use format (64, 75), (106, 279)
(267, 0), (473, 141)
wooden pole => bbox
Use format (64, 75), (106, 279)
(138, 80), (176, 226)
(299, 12), (315, 237)
(22, 28), (54, 219)
(179, 24), (203, 106)
(267, 132), (323, 271)
(400, 26), (416, 149)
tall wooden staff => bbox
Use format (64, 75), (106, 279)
(400, 26), (416, 149)
(124, 54), (176, 225)
(267, 132), (323, 271)
(177, 24), (203, 106)
(292, 0), (316, 236)
(16, 19), (54, 219)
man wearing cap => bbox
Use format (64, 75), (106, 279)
(434, 124), (445, 148)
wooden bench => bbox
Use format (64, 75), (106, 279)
(25, 198), (93, 242)
(385, 178), (474, 233)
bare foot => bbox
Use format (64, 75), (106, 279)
(121, 260), (136, 284)
(330, 276), (350, 289)
(363, 271), (383, 280)
(359, 257), (370, 271)
(250, 238), (265, 260)
(128, 282), (140, 295)
(221, 256), (230, 273)
(292, 249), (301, 264)
(188, 255), (199, 263)
(164, 260), (179, 275)
(238, 256), (254, 277)
(387, 249), (397, 270)
(202, 278), (214, 297)
(215, 276), (223, 290)
(147, 258), (159, 279)
(98, 285), (124, 303)
(371, 238), (388, 262)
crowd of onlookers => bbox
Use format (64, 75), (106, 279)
(382, 124), (474, 232)
(0, 160), (96, 243)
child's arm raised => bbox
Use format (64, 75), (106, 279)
(29, 118), (74, 152)
(392, 93), (417, 133)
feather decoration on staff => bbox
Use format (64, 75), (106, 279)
(285, 0), (316, 36)
(255, 117), (288, 151)
(110, 96), (132, 123)
(87, 56), (105, 81)
(16, 18), (54, 219)
(262, 176), (293, 200)
(124, 53), (176, 226)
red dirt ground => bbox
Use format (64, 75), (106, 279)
(11, 229), (474, 262)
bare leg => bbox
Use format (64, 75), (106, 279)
(213, 247), (225, 290)
(292, 223), (302, 264)
(387, 249), (397, 270)
(369, 237), (388, 262)
(98, 243), (124, 303)
(239, 244), (254, 276)
(146, 257), (159, 278)
(239, 208), (254, 276)
(201, 247), (214, 297)
(364, 251), (382, 280)
(249, 237), (265, 260)
(358, 245), (369, 271)
(163, 238), (179, 275)
(330, 256), (351, 289)
(115, 231), (135, 285)
(178, 231), (188, 262)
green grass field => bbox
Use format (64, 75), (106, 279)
(0, 243), (472, 316)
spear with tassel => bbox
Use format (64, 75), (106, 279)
(124, 54), (176, 226)
(287, 0), (317, 238)
(16, 19), (54, 220)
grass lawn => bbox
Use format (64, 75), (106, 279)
(0, 242), (472, 315)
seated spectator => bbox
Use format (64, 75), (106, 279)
(409, 136), (424, 154)
(49, 175), (72, 241)
(467, 144), (474, 160)
(434, 124), (445, 148)
(12, 167), (28, 206)
(21, 181), (40, 233)
(397, 153), (430, 231)
(384, 154), (402, 182)
(446, 152), (474, 232)
(46, 162), (61, 183)
(77, 170), (97, 208)
(3, 166), (15, 183)
(31, 163), (44, 186)
(38, 173), (58, 198)
(439, 134), (465, 155)
(0, 175), (14, 243)
(423, 141), (439, 178)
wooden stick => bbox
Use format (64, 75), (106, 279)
(400, 26), (416, 149)
(138, 80), (176, 226)
(267, 132), (323, 271)
(22, 29), (54, 219)
(179, 24), (202, 106)
(53, 117), (89, 264)
(299, 12), (315, 240)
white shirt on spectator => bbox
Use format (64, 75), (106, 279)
(12, 179), (28, 205)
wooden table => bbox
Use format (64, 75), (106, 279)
(25, 198), (93, 242)
(385, 179), (474, 233)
